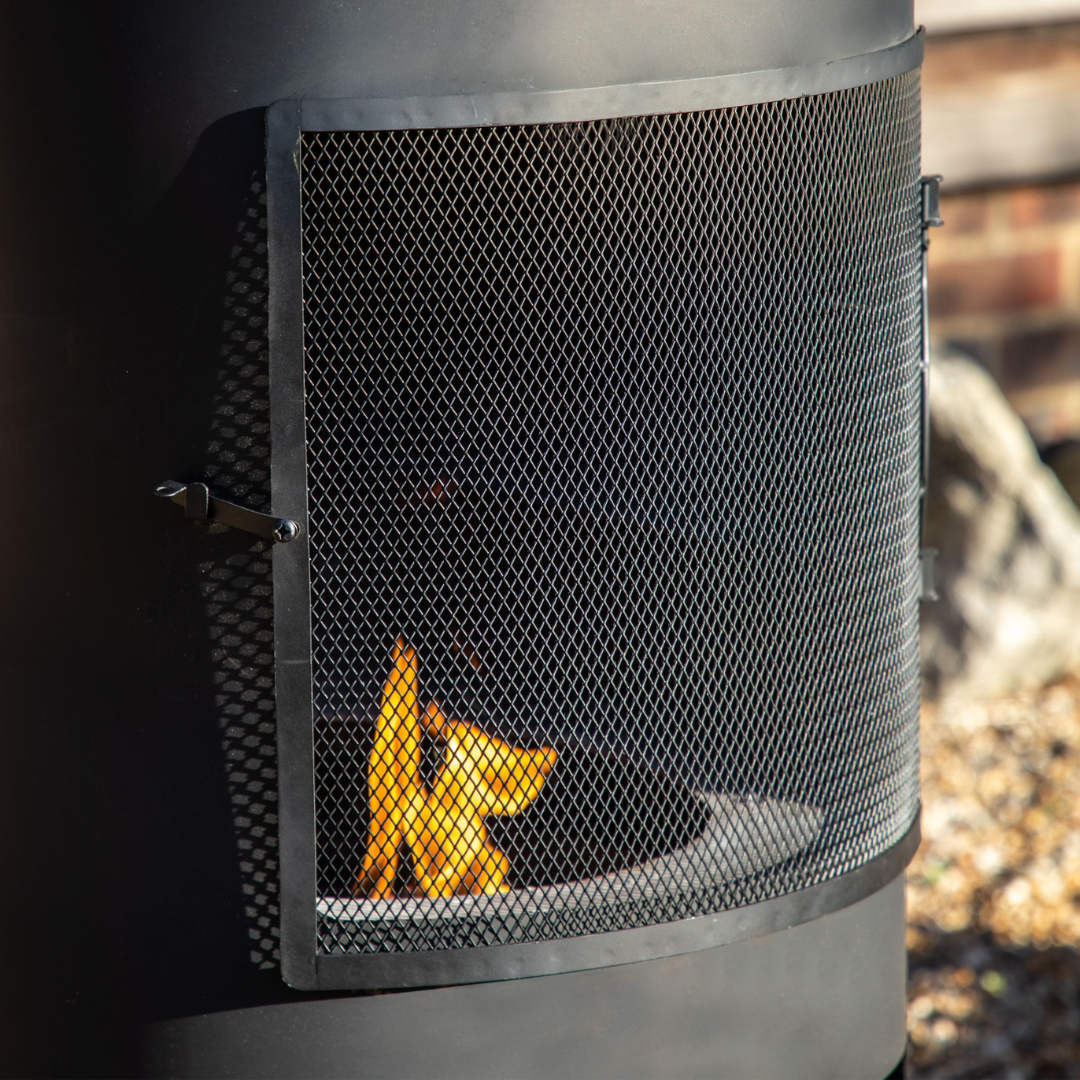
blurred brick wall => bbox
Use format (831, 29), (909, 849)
(929, 180), (1080, 446)
(922, 16), (1080, 448)
(922, 23), (1080, 188)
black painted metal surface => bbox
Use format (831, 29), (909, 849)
(143, 876), (910, 1080)
(0, 1), (917, 1074)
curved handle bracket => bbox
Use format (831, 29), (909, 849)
(155, 481), (301, 543)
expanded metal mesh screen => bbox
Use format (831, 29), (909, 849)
(299, 71), (922, 954)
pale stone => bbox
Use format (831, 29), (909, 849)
(921, 348), (1080, 699)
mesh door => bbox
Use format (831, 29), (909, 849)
(298, 71), (922, 954)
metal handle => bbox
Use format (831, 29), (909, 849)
(155, 481), (301, 543)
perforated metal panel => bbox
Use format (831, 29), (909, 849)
(296, 71), (922, 956)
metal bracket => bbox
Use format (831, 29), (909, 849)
(155, 481), (301, 543)
(919, 547), (938, 601)
(920, 174), (943, 234)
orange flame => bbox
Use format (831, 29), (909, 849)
(354, 639), (556, 899)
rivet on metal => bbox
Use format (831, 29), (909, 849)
(273, 519), (301, 543)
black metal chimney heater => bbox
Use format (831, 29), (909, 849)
(0, 3), (922, 1077)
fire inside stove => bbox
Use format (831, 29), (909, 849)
(356, 639), (557, 900)
(315, 629), (829, 950)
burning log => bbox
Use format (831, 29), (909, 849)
(354, 640), (556, 900)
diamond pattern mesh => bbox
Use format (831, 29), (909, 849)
(298, 71), (922, 954)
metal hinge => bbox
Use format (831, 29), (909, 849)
(919, 547), (938, 601)
(155, 481), (301, 543)
(921, 174), (944, 234)
(918, 176), (944, 602)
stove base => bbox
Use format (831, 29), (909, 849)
(141, 874), (906, 1080)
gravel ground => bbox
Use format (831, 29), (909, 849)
(907, 676), (1080, 1077)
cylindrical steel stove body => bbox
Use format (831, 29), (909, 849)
(0, 3), (917, 1076)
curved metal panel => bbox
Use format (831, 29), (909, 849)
(120, 0), (918, 213)
(0, 1), (919, 1071)
(143, 875), (909, 1080)
(298, 30), (923, 131)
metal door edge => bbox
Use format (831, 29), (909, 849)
(305, 814), (921, 991)
(267, 97), (319, 992)
(274, 29), (922, 135)
(264, 75), (924, 991)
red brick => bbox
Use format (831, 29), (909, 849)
(938, 191), (990, 238)
(924, 23), (1080, 89)
(928, 250), (1060, 319)
(1011, 182), (1080, 230)
(1001, 324), (1080, 393)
